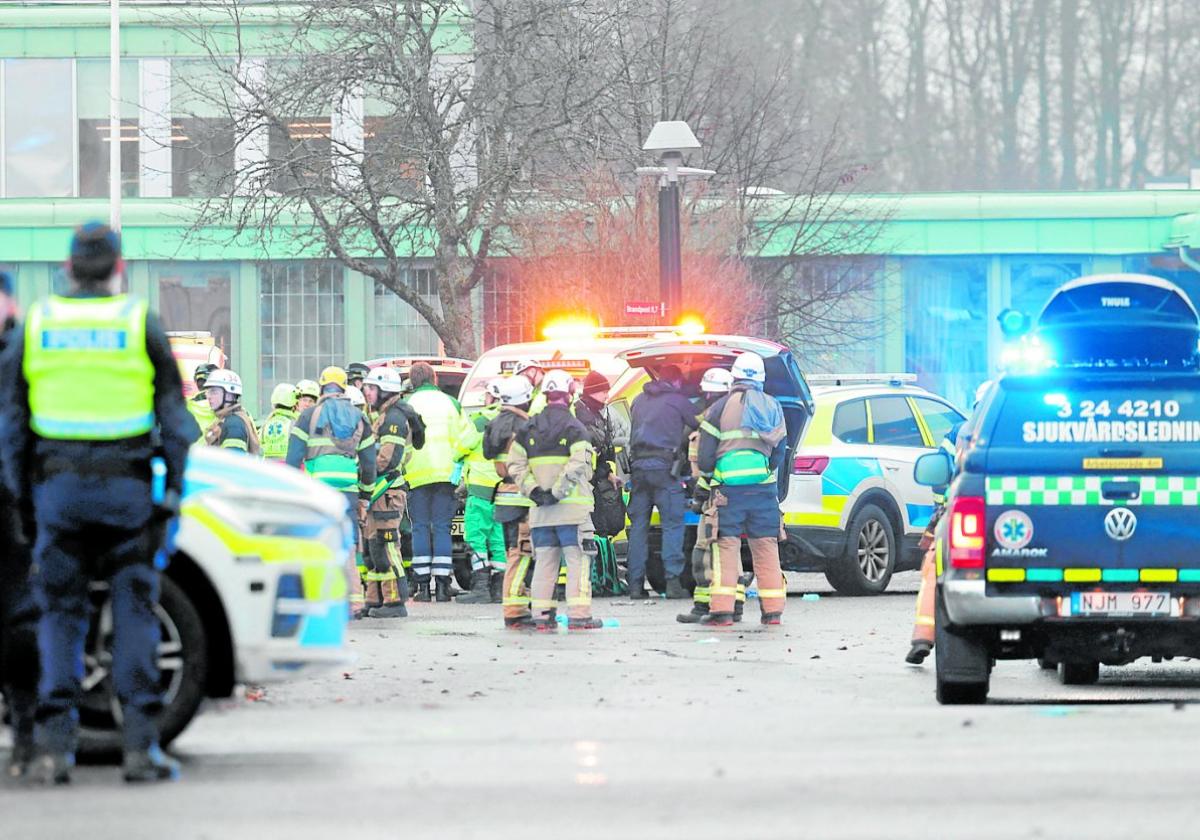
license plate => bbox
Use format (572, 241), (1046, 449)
(450, 520), (464, 537)
(1068, 591), (1172, 617)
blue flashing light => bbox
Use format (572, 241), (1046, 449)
(998, 308), (1032, 339)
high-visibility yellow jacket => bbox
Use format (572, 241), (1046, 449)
(456, 403), (501, 500)
(404, 385), (468, 489)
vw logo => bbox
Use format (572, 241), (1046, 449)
(1104, 507), (1138, 542)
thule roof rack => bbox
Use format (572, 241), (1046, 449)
(1036, 274), (1200, 371)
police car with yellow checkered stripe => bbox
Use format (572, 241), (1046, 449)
(79, 447), (353, 756)
(918, 273), (1200, 704)
(780, 375), (965, 595)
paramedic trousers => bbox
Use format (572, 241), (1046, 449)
(465, 495), (506, 572)
(710, 486), (785, 617)
(529, 524), (592, 622)
(409, 482), (457, 582)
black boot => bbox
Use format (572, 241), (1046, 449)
(29, 751), (73, 785)
(5, 688), (35, 779)
(489, 572), (504, 604)
(906, 640), (932, 664)
(534, 609), (558, 631)
(505, 614), (535, 630)
(369, 602), (408, 618)
(456, 570), (492, 604)
(568, 616), (603, 630)
(413, 581), (432, 602)
(698, 612), (734, 627)
(628, 578), (647, 601)
(676, 602), (709, 624)
(122, 744), (181, 784)
(665, 576), (689, 600)
(434, 577), (453, 602)
(733, 599), (745, 623)
(761, 612), (782, 626)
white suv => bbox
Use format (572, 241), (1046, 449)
(781, 375), (965, 595)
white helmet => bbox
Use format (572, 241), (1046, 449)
(364, 367), (404, 394)
(700, 367), (734, 394)
(513, 358), (543, 376)
(296, 379), (320, 400)
(500, 375), (535, 406)
(206, 368), (243, 396)
(730, 352), (766, 384)
(345, 385), (366, 408)
(486, 378), (506, 400)
(542, 369), (574, 394)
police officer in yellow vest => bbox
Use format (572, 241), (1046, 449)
(0, 223), (196, 784)
(286, 366), (378, 619)
(203, 369), (261, 455)
(259, 383), (299, 461)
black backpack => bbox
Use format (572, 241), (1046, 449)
(590, 468), (627, 537)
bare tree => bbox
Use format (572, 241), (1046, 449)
(175, 0), (624, 358)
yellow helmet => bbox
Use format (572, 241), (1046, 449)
(319, 365), (348, 391)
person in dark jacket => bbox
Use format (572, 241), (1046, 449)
(626, 364), (698, 599)
(0, 224), (198, 784)
(0, 273), (39, 779)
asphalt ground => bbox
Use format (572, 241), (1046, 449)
(6, 570), (1200, 839)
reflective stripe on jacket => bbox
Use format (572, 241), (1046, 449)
(506, 402), (594, 526)
(457, 404), (502, 498)
(292, 395), (376, 494)
(24, 295), (154, 440)
(699, 386), (786, 487)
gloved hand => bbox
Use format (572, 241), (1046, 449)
(529, 487), (559, 507)
(683, 476), (697, 497)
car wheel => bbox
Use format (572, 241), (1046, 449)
(1037, 656), (1058, 671)
(78, 575), (209, 760)
(934, 588), (990, 705)
(646, 555), (666, 595)
(1059, 661), (1100, 685)
(826, 504), (895, 595)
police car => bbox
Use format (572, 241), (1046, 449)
(609, 334), (813, 592)
(919, 274), (1200, 704)
(781, 375), (966, 595)
(79, 448), (352, 756)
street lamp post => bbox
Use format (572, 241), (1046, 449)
(109, 0), (121, 231)
(639, 121), (712, 323)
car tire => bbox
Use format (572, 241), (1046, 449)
(934, 589), (990, 705)
(1059, 661), (1100, 685)
(825, 504), (896, 596)
(78, 574), (209, 760)
(1037, 656), (1058, 671)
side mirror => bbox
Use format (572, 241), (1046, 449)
(913, 450), (953, 488)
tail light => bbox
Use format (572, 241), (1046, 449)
(792, 455), (830, 475)
(948, 495), (986, 569)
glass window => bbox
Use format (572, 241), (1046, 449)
(911, 397), (964, 446)
(903, 257), (988, 410)
(171, 60), (237, 197)
(152, 262), (234, 365)
(76, 60), (140, 198)
(832, 398), (869, 444)
(4, 59), (74, 197)
(372, 269), (441, 357)
(779, 258), (885, 374)
(869, 396), (924, 447)
(1009, 258), (1085, 323)
(260, 262), (344, 410)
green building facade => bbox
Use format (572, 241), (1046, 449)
(2, 6), (1199, 412)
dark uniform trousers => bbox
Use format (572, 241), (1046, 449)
(33, 518), (162, 753)
(0, 503), (38, 748)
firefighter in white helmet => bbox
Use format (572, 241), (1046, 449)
(204, 369), (261, 456)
